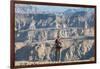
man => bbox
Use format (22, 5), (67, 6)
(55, 35), (62, 61)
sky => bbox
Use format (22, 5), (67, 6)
(15, 4), (95, 14)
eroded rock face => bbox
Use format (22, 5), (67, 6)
(15, 39), (94, 61)
(15, 10), (95, 62)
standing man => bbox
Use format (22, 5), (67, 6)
(55, 35), (62, 61)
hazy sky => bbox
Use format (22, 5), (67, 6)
(15, 4), (95, 13)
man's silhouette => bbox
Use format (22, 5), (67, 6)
(55, 35), (62, 61)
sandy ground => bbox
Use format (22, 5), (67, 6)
(15, 57), (95, 66)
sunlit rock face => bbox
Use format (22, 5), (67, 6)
(15, 4), (95, 65)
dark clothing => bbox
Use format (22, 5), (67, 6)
(55, 38), (62, 61)
(55, 39), (62, 48)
